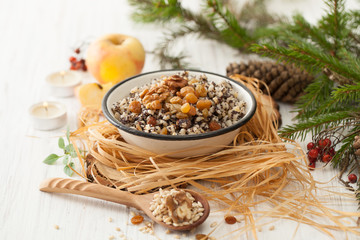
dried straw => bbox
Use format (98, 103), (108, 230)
(71, 75), (360, 239)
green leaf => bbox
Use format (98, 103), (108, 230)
(62, 155), (69, 165)
(64, 144), (77, 158)
(64, 162), (74, 177)
(58, 137), (65, 149)
(43, 154), (60, 165)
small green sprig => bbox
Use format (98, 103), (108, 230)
(43, 129), (79, 176)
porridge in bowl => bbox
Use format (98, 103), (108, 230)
(111, 71), (247, 136)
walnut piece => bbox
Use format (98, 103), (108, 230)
(141, 85), (170, 110)
(163, 75), (188, 89)
(165, 191), (192, 223)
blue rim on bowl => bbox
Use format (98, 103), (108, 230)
(102, 69), (257, 141)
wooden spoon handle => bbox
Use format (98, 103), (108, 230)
(39, 178), (140, 209)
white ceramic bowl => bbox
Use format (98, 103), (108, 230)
(102, 70), (256, 158)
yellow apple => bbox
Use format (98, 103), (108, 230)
(86, 34), (145, 84)
(75, 82), (113, 108)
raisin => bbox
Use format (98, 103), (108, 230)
(185, 92), (198, 104)
(170, 96), (182, 104)
(147, 100), (162, 110)
(196, 100), (212, 110)
(187, 105), (196, 116)
(181, 103), (191, 113)
(129, 100), (142, 114)
(180, 86), (195, 97)
(224, 216), (237, 224)
(131, 215), (144, 225)
(195, 84), (207, 97)
(147, 116), (157, 126)
(209, 121), (221, 131)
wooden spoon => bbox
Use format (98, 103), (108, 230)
(39, 178), (210, 231)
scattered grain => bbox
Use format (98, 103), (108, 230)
(149, 189), (204, 227)
(210, 221), (217, 228)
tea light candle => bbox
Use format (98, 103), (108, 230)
(46, 70), (82, 97)
(29, 101), (67, 130)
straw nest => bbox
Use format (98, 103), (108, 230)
(70, 75), (360, 239)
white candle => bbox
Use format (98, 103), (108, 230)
(29, 101), (67, 130)
(46, 70), (82, 97)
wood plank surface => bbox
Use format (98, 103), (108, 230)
(0, 0), (358, 239)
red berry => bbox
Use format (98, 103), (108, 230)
(74, 61), (82, 70)
(322, 154), (332, 163)
(70, 65), (77, 70)
(329, 147), (335, 156)
(318, 138), (331, 149)
(308, 148), (319, 159)
(82, 64), (87, 71)
(69, 56), (77, 63)
(307, 142), (315, 150)
(348, 174), (357, 183)
(315, 146), (323, 156)
(308, 157), (317, 163)
(75, 48), (80, 54)
(308, 162), (316, 170)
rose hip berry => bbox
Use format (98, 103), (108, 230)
(308, 162), (316, 170)
(69, 56), (77, 63)
(322, 154), (332, 163)
(329, 147), (335, 156)
(308, 148), (319, 159)
(318, 138), (331, 149)
(348, 174), (357, 183)
(307, 142), (315, 150)
(308, 157), (317, 163)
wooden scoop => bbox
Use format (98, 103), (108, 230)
(39, 178), (210, 231)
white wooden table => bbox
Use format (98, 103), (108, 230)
(1, 0), (358, 239)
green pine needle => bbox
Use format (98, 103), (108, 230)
(279, 111), (356, 141)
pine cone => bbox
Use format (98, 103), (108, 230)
(226, 61), (314, 103)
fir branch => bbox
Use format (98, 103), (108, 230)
(230, 0), (280, 29)
(128, 0), (183, 23)
(294, 75), (334, 121)
(301, 83), (360, 118)
(319, 0), (348, 55)
(332, 130), (360, 169)
(279, 111), (356, 141)
(129, 0), (281, 68)
(332, 83), (360, 103)
(251, 41), (360, 82)
(207, 0), (253, 49)
(288, 14), (333, 51)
